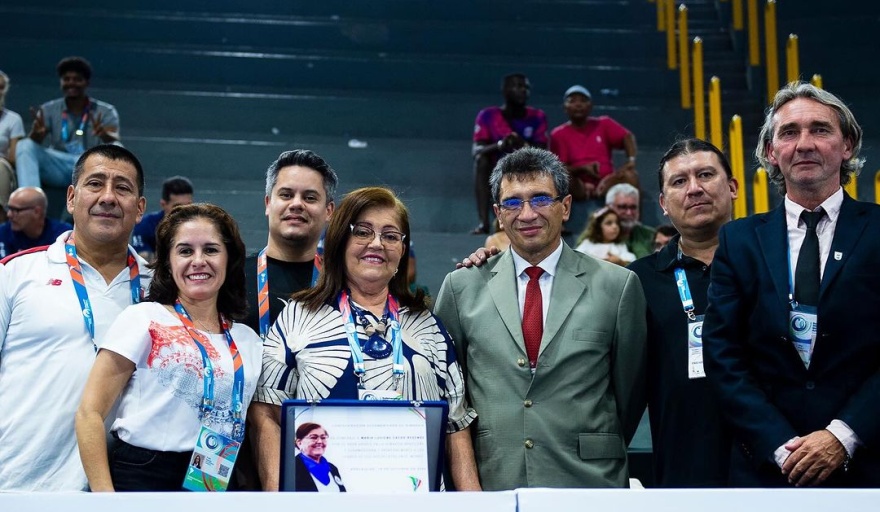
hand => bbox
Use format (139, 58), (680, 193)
(456, 246), (501, 269)
(502, 132), (525, 151)
(28, 107), (47, 143)
(90, 111), (119, 143)
(781, 430), (847, 487)
(604, 253), (627, 266)
(572, 163), (600, 179)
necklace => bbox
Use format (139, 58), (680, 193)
(350, 302), (392, 359)
(194, 316), (217, 334)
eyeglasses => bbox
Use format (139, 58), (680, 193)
(5, 205), (36, 214)
(350, 223), (406, 245)
(613, 204), (639, 211)
(305, 434), (329, 441)
(497, 195), (563, 212)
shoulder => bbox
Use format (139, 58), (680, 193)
(626, 251), (660, 276)
(550, 122), (572, 137)
(476, 106), (500, 119)
(41, 98), (64, 110)
(230, 322), (261, 344)
(2, 109), (23, 126)
(0, 245), (50, 266)
(526, 106), (547, 119)
(91, 98), (118, 112)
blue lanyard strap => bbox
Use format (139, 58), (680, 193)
(173, 301), (245, 441)
(337, 290), (404, 379)
(65, 237), (142, 349)
(256, 245), (323, 339)
(674, 246), (696, 321)
(61, 100), (90, 142)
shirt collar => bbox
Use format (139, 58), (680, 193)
(511, 239), (564, 278)
(784, 187), (843, 226)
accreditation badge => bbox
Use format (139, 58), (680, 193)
(789, 305), (818, 368)
(182, 426), (240, 492)
(687, 315), (705, 380)
(358, 388), (404, 401)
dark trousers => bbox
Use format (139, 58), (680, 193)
(109, 434), (192, 492)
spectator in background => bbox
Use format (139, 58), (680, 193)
(0, 187), (71, 258)
(131, 176), (194, 261)
(550, 85), (638, 202)
(574, 206), (635, 266)
(16, 57), (120, 191)
(653, 224), (678, 253)
(627, 138), (737, 487)
(471, 73), (548, 235)
(484, 219), (511, 252)
(606, 183), (656, 259)
(0, 70), (25, 222)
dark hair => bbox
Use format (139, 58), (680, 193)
(294, 187), (426, 312)
(265, 149), (338, 202)
(295, 422), (326, 441)
(490, 147), (569, 203)
(73, 144), (145, 196)
(147, 203), (248, 320)
(56, 56), (92, 81)
(756, 81), (863, 193)
(161, 176), (194, 201)
(578, 206), (622, 245)
(501, 72), (528, 88)
(657, 138), (733, 191)
(655, 224), (679, 237)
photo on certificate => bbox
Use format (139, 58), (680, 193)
(280, 399), (448, 492)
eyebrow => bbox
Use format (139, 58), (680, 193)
(777, 119), (834, 132)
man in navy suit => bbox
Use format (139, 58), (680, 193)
(704, 82), (880, 487)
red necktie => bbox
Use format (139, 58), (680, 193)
(522, 266), (544, 368)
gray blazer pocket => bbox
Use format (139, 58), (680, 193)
(572, 329), (608, 343)
(578, 433), (625, 460)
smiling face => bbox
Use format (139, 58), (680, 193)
(344, 206), (405, 295)
(170, 217), (228, 305)
(767, 97), (852, 202)
(67, 154), (146, 249)
(494, 173), (570, 265)
(265, 165), (333, 254)
(296, 427), (329, 462)
(599, 211), (620, 242)
(659, 151), (737, 238)
(59, 71), (88, 100)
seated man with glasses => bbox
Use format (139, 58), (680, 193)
(435, 147), (646, 490)
(0, 186), (71, 259)
(606, 183), (656, 259)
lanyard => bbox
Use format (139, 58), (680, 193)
(173, 300), (245, 439)
(65, 236), (142, 349)
(674, 246), (696, 321)
(256, 246), (322, 339)
(337, 290), (404, 380)
(61, 100), (90, 142)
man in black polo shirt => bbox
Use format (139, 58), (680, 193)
(627, 138), (737, 487)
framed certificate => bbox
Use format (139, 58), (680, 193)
(280, 399), (448, 493)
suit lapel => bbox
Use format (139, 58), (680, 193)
(821, 195), (868, 298)
(487, 251), (527, 353)
(756, 206), (791, 309)
(539, 245), (587, 357)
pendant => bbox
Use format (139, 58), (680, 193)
(75, 129), (84, 136)
(362, 333), (392, 359)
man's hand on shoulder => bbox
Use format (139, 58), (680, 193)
(781, 430), (847, 487)
(456, 246), (501, 269)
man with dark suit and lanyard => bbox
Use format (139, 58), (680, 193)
(704, 82), (880, 487)
(627, 138), (737, 487)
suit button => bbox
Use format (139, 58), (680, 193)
(806, 381), (815, 390)
(517, 358), (526, 367)
(524, 439), (534, 449)
(524, 399), (533, 408)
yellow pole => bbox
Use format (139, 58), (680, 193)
(693, 37), (705, 140)
(747, 0), (760, 66)
(875, 171), (880, 204)
(658, 0), (666, 31)
(787, 34), (800, 83)
(709, 77), (723, 149)
(753, 167), (770, 214)
(811, 74), (823, 89)
(844, 177), (858, 199)
(765, 0), (779, 102)
(730, 115), (748, 219)
(733, 0), (744, 30)
(667, 0), (677, 69)
(679, 5), (691, 108)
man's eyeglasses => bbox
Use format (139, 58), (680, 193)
(350, 223), (406, 245)
(613, 204), (639, 211)
(497, 195), (563, 212)
(5, 206), (36, 214)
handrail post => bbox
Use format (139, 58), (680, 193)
(753, 167), (769, 214)
(730, 115), (748, 219)
(786, 34), (800, 83)
(709, 77), (723, 149)
(693, 37), (706, 139)
(666, 0), (677, 69)
(679, 5), (691, 108)
(765, 0), (779, 102)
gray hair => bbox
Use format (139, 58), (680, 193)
(605, 183), (640, 205)
(756, 81), (864, 194)
(489, 147), (569, 203)
(265, 149), (338, 202)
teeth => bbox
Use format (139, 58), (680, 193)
(188, 274), (210, 280)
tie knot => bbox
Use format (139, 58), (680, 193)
(800, 209), (825, 230)
(525, 266), (544, 281)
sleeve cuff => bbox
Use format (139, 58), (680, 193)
(827, 419), (860, 458)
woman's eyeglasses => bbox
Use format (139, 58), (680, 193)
(349, 223), (406, 246)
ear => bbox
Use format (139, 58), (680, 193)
(560, 194), (572, 222)
(729, 177), (739, 200)
(135, 196), (146, 224)
(325, 201), (335, 222)
(843, 138), (854, 161)
(766, 141), (780, 167)
(264, 195), (271, 217)
(66, 185), (76, 216)
(492, 204), (504, 229)
(658, 192), (668, 216)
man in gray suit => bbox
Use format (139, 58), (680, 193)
(434, 147), (646, 490)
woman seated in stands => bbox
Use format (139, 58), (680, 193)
(75, 204), (262, 491)
(250, 186), (481, 491)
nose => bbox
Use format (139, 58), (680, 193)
(366, 231), (384, 248)
(516, 201), (540, 221)
(795, 129), (816, 151)
(98, 183), (118, 205)
(685, 175), (704, 195)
